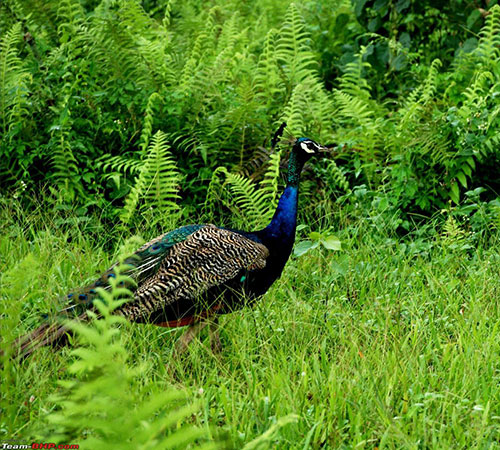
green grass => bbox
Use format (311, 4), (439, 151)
(1, 199), (499, 449)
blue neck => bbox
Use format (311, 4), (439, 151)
(260, 147), (306, 241)
(262, 185), (298, 241)
(257, 145), (310, 246)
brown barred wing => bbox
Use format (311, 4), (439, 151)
(58, 225), (204, 317)
(118, 225), (269, 323)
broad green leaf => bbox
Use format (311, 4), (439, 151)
(321, 235), (342, 251)
(456, 172), (467, 188)
(450, 181), (460, 204)
(294, 240), (317, 256)
(309, 232), (322, 241)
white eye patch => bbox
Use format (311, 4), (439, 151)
(300, 142), (316, 153)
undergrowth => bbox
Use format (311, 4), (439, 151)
(1, 197), (498, 448)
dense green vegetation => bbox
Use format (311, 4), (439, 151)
(1, 0), (499, 448)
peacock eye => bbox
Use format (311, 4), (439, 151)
(301, 142), (315, 153)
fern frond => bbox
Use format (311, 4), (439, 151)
(118, 0), (156, 35)
(0, 22), (32, 136)
(86, 1), (159, 92)
(392, 59), (451, 167)
(216, 11), (240, 55)
(327, 47), (393, 172)
(399, 57), (442, 128)
(49, 126), (82, 200)
(97, 154), (143, 176)
(281, 80), (335, 139)
(162, 0), (174, 28)
(325, 159), (350, 192)
(275, 3), (317, 87)
(168, 131), (211, 165)
(118, 1), (174, 87)
(139, 92), (162, 153)
(338, 49), (372, 101)
(281, 83), (309, 137)
(420, 59), (442, 105)
(408, 122), (450, 162)
(255, 29), (285, 103)
(333, 51), (381, 132)
(56, 0), (85, 43)
(121, 131), (181, 225)
(178, 7), (218, 94)
(217, 78), (258, 156)
(333, 90), (375, 128)
(476, 5), (500, 63)
(214, 22), (247, 85)
(205, 158), (282, 228)
(224, 171), (275, 227)
(461, 70), (494, 111)
(260, 149), (283, 210)
(441, 214), (470, 249)
(204, 166), (229, 219)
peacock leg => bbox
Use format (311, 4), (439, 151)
(209, 316), (222, 354)
(174, 320), (209, 356)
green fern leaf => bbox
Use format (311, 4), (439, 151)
(121, 131), (181, 225)
(0, 22), (32, 137)
(275, 3), (317, 87)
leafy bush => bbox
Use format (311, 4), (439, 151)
(0, 0), (498, 224)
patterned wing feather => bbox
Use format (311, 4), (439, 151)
(61, 224), (204, 314)
(119, 225), (269, 322)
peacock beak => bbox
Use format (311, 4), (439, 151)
(318, 144), (335, 154)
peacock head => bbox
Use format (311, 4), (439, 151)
(294, 137), (329, 162)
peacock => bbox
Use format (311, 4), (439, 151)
(14, 124), (329, 358)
